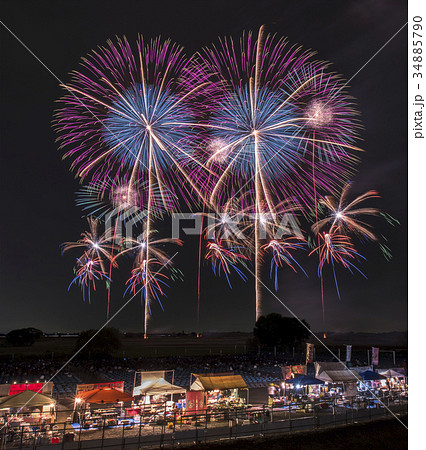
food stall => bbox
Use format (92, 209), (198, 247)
(0, 390), (56, 426)
(378, 368), (407, 391)
(190, 374), (248, 412)
(132, 377), (186, 423)
(74, 387), (133, 430)
(359, 370), (387, 397)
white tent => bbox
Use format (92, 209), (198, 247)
(316, 369), (362, 383)
(378, 368), (406, 378)
(315, 362), (362, 383)
(133, 377), (186, 396)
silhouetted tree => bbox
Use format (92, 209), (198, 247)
(76, 327), (122, 356)
(254, 314), (310, 350)
(6, 328), (43, 346)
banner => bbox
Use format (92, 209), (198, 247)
(9, 383), (44, 395)
(185, 391), (207, 415)
(76, 381), (124, 394)
(346, 345), (352, 362)
(372, 347), (379, 366)
(306, 343), (315, 364)
(291, 364), (307, 375)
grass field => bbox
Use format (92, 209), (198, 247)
(0, 333), (253, 359)
(0, 330), (407, 360)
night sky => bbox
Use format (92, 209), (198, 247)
(0, 0), (407, 334)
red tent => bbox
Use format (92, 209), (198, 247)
(77, 387), (133, 404)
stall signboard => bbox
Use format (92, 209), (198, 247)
(372, 347), (380, 366)
(291, 365), (307, 375)
(9, 383), (44, 395)
(281, 364), (307, 379)
(76, 381), (124, 394)
(346, 345), (352, 362)
(185, 391), (207, 415)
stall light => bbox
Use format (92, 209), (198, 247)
(75, 398), (82, 403)
(49, 403), (55, 408)
(296, 385), (301, 389)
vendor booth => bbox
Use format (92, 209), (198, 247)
(358, 370), (388, 395)
(133, 378), (186, 397)
(315, 362), (361, 399)
(131, 372), (186, 422)
(0, 390), (56, 427)
(378, 368), (407, 393)
(74, 387), (133, 430)
(190, 374), (248, 409)
(285, 375), (325, 396)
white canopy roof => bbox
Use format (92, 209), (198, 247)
(315, 362), (362, 383)
(133, 377), (186, 396)
(378, 368), (406, 378)
(316, 369), (362, 383)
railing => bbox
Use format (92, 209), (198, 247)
(0, 394), (408, 449)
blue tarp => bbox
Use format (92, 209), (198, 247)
(285, 375), (325, 386)
(360, 370), (386, 381)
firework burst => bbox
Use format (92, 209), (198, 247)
(310, 230), (366, 299)
(205, 238), (249, 287)
(55, 36), (208, 336)
(196, 26), (361, 319)
(261, 237), (307, 291)
(68, 253), (111, 303)
(124, 259), (170, 312)
(115, 229), (182, 335)
(61, 217), (117, 272)
(312, 183), (381, 240)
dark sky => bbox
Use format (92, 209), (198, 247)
(0, 0), (407, 334)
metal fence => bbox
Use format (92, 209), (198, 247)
(0, 395), (408, 450)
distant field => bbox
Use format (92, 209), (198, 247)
(0, 330), (407, 360)
(0, 333), (253, 359)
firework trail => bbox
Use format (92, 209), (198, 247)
(55, 36), (209, 336)
(196, 26), (361, 320)
(115, 230), (182, 334)
(205, 238), (249, 287)
(261, 237), (307, 291)
(310, 231), (366, 299)
(124, 259), (169, 312)
(68, 252), (111, 303)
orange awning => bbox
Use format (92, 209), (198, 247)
(77, 387), (133, 404)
